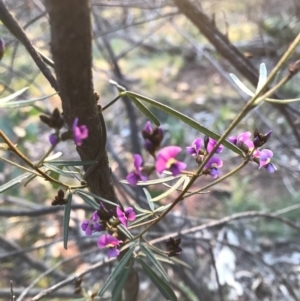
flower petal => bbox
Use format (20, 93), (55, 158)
(126, 171), (140, 186)
(107, 247), (120, 258)
(133, 154), (143, 171)
(157, 146), (182, 161)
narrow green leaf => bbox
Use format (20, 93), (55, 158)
(128, 95), (160, 126)
(109, 79), (126, 92)
(23, 174), (38, 187)
(44, 163), (78, 178)
(0, 93), (57, 108)
(111, 258), (135, 301)
(74, 191), (99, 210)
(152, 176), (186, 202)
(256, 63), (267, 93)
(0, 87), (28, 104)
(129, 213), (151, 226)
(229, 74), (254, 97)
(140, 244), (169, 282)
(117, 224), (134, 239)
(99, 246), (135, 297)
(133, 204), (153, 214)
(139, 259), (177, 301)
(263, 97), (300, 104)
(45, 159), (96, 166)
(63, 193), (73, 250)
(49, 170), (60, 189)
(120, 175), (182, 186)
(44, 152), (62, 161)
(75, 189), (118, 207)
(127, 91), (243, 156)
(143, 188), (154, 211)
(0, 172), (32, 193)
(153, 203), (171, 213)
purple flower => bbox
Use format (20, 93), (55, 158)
(49, 133), (59, 145)
(229, 131), (251, 145)
(97, 234), (122, 258)
(81, 211), (102, 235)
(253, 149), (277, 173)
(186, 138), (203, 156)
(155, 146), (186, 176)
(253, 129), (272, 148)
(116, 206), (136, 227)
(206, 138), (223, 154)
(126, 154), (148, 186)
(72, 118), (88, 146)
(204, 156), (223, 178)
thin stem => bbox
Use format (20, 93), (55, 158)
(132, 33), (300, 241)
(0, 156), (40, 175)
(34, 143), (57, 167)
(0, 130), (85, 189)
(128, 216), (159, 230)
(101, 93), (124, 111)
(184, 160), (247, 199)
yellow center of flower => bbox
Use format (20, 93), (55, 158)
(107, 243), (114, 248)
(166, 158), (177, 169)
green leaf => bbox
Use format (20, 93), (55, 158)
(0, 93), (57, 108)
(0, 172), (32, 193)
(133, 204), (153, 214)
(229, 74), (254, 97)
(143, 188), (154, 211)
(49, 170), (60, 189)
(127, 91), (243, 156)
(74, 190), (99, 210)
(120, 175), (182, 186)
(111, 258), (135, 301)
(63, 192), (73, 250)
(45, 159), (96, 166)
(44, 163), (78, 178)
(140, 244), (169, 282)
(152, 176), (186, 202)
(117, 224), (134, 239)
(0, 87), (28, 104)
(139, 259), (177, 301)
(128, 95), (160, 126)
(75, 189), (118, 207)
(44, 152), (62, 161)
(129, 213), (151, 226)
(256, 63), (267, 93)
(99, 246), (135, 297)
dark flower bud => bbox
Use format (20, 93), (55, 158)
(204, 135), (209, 152)
(0, 38), (5, 61)
(52, 189), (67, 206)
(97, 203), (114, 225)
(142, 121), (164, 156)
(166, 237), (182, 257)
(40, 108), (64, 129)
(289, 60), (300, 77)
(236, 141), (250, 153)
(253, 129), (272, 148)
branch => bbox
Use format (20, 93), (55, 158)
(0, 0), (58, 91)
(44, 0), (117, 202)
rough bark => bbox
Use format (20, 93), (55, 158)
(45, 2), (139, 300)
(45, 0), (117, 202)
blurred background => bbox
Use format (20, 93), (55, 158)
(0, 0), (300, 300)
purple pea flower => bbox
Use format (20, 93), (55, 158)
(49, 133), (59, 145)
(206, 138), (223, 154)
(186, 138), (203, 156)
(97, 234), (122, 258)
(126, 154), (148, 186)
(116, 206), (136, 227)
(72, 118), (88, 146)
(81, 211), (102, 235)
(204, 156), (223, 178)
(229, 131), (252, 145)
(257, 149), (277, 173)
(155, 146), (186, 176)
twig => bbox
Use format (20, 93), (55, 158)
(31, 257), (115, 301)
(209, 244), (224, 301)
(0, 0), (58, 91)
(17, 249), (96, 301)
(10, 281), (15, 301)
